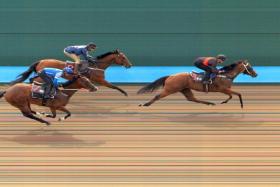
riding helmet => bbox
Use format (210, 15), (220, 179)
(63, 67), (74, 74)
(216, 54), (227, 61)
(87, 43), (96, 49)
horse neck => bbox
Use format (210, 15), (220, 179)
(224, 65), (243, 80)
(61, 83), (79, 98)
(96, 55), (114, 69)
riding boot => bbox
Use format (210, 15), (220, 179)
(202, 72), (211, 84)
(74, 63), (80, 74)
(44, 84), (52, 98)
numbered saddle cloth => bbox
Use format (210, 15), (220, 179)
(31, 82), (56, 99)
(31, 81), (45, 99)
(190, 71), (205, 82)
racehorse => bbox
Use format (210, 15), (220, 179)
(10, 49), (132, 96)
(137, 60), (258, 108)
(0, 75), (97, 125)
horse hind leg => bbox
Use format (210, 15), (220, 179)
(181, 88), (215, 106)
(139, 90), (170, 107)
(20, 106), (50, 125)
(27, 105), (52, 118)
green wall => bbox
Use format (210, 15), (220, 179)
(1, 0), (280, 66)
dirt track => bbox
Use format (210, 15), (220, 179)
(0, 85), (279, 187)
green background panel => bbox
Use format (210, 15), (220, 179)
(0, 0), (280, 66)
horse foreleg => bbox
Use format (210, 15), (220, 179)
(220, 90), (233, 104)
(57, 107), (71, 121)
(43, 107), (57, 118)
(99, 80), (128, 96)
(223, 89), (243, 108)
(181, 88), (215, 105)
(139, 90), (170, 107)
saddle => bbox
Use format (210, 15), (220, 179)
(190, 71), (228, 92)
(31, 81), (56, 99)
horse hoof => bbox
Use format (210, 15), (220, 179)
(36, 112), (45, 117)
(138, 104), (143, 107)
(208, 103), (216, 106)
(58, 117), (65, 121)
(46, 122), (51, 126)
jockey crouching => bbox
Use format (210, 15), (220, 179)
(63, 43), (97, 74)
(194, 54), (227, 84)
(37, 67), (74, 105)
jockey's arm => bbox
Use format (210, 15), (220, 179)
(81, 48), (92, 61)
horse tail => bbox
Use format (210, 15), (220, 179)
(137, 76), (169, 94)
(10, 61), (40, 85)
(0, 91), (6, 99)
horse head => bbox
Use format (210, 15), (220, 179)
(237, 60), (258, 77)
(95, 49), (132, 69)
(112, 49), (132, 68)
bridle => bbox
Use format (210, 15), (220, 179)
(242, 62), (252, 75)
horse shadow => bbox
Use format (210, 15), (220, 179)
(0, 128), (106, 147)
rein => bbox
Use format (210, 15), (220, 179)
(242, 62), (252, 75)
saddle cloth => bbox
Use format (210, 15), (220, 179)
(190, 71), (205, 82)
(31, 81), (45, 99)
(31, 81), (56, 99)
(190, 71), (227, 83)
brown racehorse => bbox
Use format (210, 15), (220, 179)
(138, 60), (258, 108)
(0, 76), (97, 125)
(10, 49), (132, 96)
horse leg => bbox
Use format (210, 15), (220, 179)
(57, 106), (71, 121)
(20, 105), (50, 125)
(42, 107), (57, 118)
(221, 89), (243, 108)
(29, 106), (49, 117)
(181, 88), (215, 106)
(98, 79), (128, 96)
(139, 90), (170, 107)
(220, 90), (233, 104)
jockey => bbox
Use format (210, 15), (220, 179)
(64, 43), (97, 73)
(37, 67), (74, 105)
(194, 54), (227, 84)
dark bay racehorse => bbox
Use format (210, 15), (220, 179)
(0, 75), (97, 125)
(11, 49), (132, 96)
(138, 60), (258, 108)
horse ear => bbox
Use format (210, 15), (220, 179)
(115, 49), (120, 54)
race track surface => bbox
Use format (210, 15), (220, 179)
(0, 85), (279, 187)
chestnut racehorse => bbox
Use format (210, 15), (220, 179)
(138, 60), (257, 108)
(0, 75), (97, 125)
(11, 49), (132, 96)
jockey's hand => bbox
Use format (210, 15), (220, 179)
(74, 73), (81, 78)
(218, 70), (225, 74)
(88, 56), (96, 63)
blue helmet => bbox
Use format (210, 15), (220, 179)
(63, 67), (74, 74)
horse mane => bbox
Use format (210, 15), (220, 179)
(96, 51), (115, 60)
(220, 60), (243, 72)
